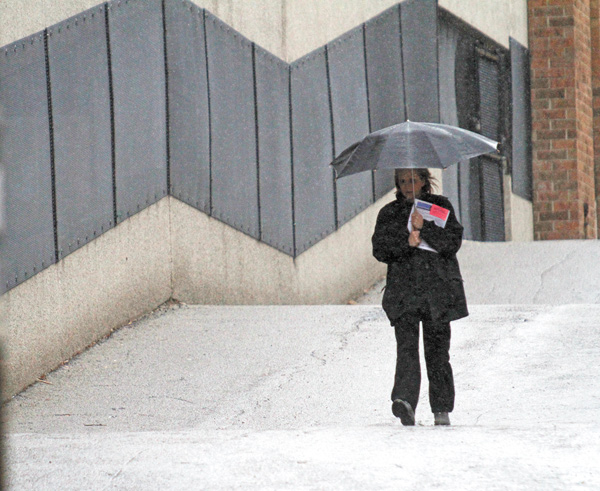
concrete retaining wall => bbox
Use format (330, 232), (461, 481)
(1, 195), (388, 400)
(171, 195), (388, 305)
(1, 198), (172, 399)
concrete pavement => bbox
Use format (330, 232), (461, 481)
(4, 302), (600, 489)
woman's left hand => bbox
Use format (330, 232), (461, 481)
(411, 211), (424, 231)
(408, 231), (421, 248)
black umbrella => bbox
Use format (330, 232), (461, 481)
(330, 121), (499, 179)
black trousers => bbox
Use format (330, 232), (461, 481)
(391, 313), (455, 413)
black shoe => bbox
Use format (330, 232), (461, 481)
(392, 399), (415, 426)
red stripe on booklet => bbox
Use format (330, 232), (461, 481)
(430, 204), (449, 221)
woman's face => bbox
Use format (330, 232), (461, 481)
(397, 170), (425, 202)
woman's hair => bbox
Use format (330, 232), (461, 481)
(394, 168), (438, 195)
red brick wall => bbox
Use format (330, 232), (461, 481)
(529, 0), (598, 239)
(592, 0), (600, 233)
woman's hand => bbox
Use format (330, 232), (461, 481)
(408, 230), (421, 248)
(411, 211), (424, 231)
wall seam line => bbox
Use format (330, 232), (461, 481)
(288, 65), (297, 259)
(324, 45), (339, 230)
(362, 22), (376, 204)
(43, 28), (59, 264)
(162, 0), (171, 195)
(104, 3), (118, 226)
(252, 42), (262, 241)
(203, 9), (213, 216)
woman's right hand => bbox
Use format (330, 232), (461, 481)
(408, 230), (421, 248)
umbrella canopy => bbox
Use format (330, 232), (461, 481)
(331, 121), (499, 179)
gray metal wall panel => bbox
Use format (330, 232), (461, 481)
(0, 34), (55, 294)
(510, 38), (532, 201)
(48, 6), (114, 260)
(460, 159), (474, 239)
(255, 46), (294, 255)
(468, 160), (482, 241)
(478, 57), (500, 140)
(454, 34), (479, 240)
(291, 49), (335, 256)
(401, 0), (439, 123)
(108, 0), (167, 223)
(438, 17), (462, 222)
(166, 1), (211, 213)
(365, 5), (404, 200)
(481, 157), (505, 241)
(327, 27), (373, 227)
(205, 12), (259, 238)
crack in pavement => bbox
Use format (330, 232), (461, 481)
(336, 308), (385, 352)
(533, 248), (580, 303)
(104, 450), (146, 489)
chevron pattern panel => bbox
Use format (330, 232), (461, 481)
(0, 0), (526, 295)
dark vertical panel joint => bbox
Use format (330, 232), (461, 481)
(203, 9), (213, 216)
(362, 23), (376, 203)
(435, 3), (440, 125)
(104, 3), (118, 225)
(43, 29), (59, 264)
(288, 65), (297, 258)
(398, 5), (408, 120)
(161, 0), (171, 194)
(324, 45), (339, 230)
(252, 43), (261, 240)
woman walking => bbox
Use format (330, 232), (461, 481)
(372, 169), (468, 426)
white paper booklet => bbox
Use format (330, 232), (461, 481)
(407, 199), (451, 253)
(413, 199), (450, 228)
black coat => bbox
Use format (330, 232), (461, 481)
(372, 192), (468, 324)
